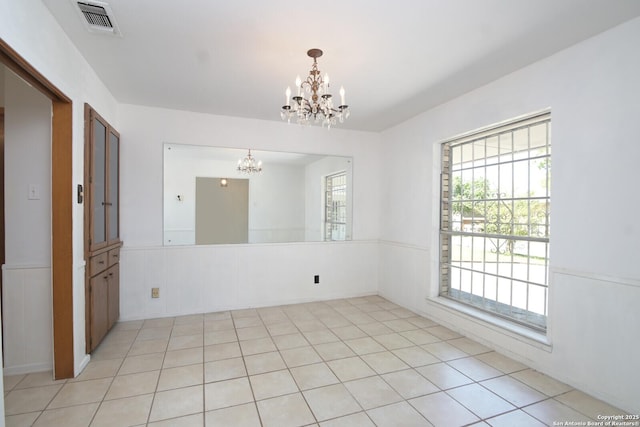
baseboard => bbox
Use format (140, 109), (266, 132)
(3, 362), (53, 376)
(118, 290), (379, 322)
(75, 354), (91, 377)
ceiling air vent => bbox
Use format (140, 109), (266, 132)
(74, 0), (121, 36)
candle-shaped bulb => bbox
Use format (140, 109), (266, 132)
(340, 86), (346, 105)
(295, 75), (302, 96)
(285, 86), (291, 106)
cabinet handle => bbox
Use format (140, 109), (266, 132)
(98, 260), (105, 264)
(103, 275), (108, 279)
(102, 202), (113, 206)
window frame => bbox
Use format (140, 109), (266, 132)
(324, 171), (348, 241)
(439, 111), (551, 332)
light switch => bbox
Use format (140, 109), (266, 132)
(28, 184), (40, 200)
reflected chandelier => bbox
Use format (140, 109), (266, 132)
(281, 49), (350, 128)
(237, 149), (262, 174)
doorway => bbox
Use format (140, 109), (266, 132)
(196, 177), (249, 244)
(0, 39), (74, 379)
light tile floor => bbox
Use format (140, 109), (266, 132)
(3, 296), (626, 426)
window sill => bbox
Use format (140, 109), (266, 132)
(425, 296), (552, 352)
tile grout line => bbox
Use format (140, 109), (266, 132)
(232, 309), (266, 427)
(202, 314), (206, 427)
(143, 317), (172, 426)
(4, 296), (622, 426)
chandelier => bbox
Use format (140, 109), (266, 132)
(237, 149), (262, 174)
(281, 49), (350, 128)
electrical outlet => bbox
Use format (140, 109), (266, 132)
(314, 275), (320, 284)
(151, 287), (160, 298)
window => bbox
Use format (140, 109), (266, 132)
(325, 172), (347, 241)
(440, 112), (551, 331)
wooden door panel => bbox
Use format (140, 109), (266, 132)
(108, 264), (119, 329)
(90, 274), (109, 352)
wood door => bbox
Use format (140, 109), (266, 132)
(90, 273), (109, 352)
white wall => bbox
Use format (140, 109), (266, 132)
(4, 71), (51, 266)
(1, 0), (120, 378)
(2, 70), (53, 375)
(378, 17), (640, 413)
(120, 105), (381, 246)
(120, 241), (379, 320)
(118, 104), (382, 319)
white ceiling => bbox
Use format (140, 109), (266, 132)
(41, 0), (640, 132)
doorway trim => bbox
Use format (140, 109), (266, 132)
(0, 37), (75, 379)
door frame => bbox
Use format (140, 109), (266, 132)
(0, 38), (75, 379)
(0, 107), (4, 364)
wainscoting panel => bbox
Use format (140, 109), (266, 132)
(2, 265), (53, 375)
(548, 270), (640, 413)
(378, 239), (640, 413)
(119, 241), (379, 321)
(378, 241), (431, 311)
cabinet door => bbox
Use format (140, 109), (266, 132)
(91, 118), (107, 247)
(107, 264), (120, 329)
(107, 130), (119, 242)
(87, 105), (120, 251)
(90, 273), (109, 352)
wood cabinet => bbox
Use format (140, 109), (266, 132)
(88, 248), (119, 349)
(84, 104), (122, 352)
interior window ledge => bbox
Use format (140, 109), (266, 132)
(425, 296), (552, 352)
